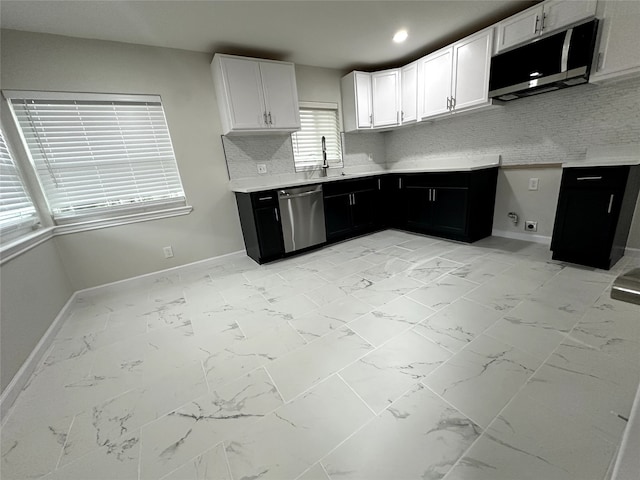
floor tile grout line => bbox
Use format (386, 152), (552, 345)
(335, 372), (378, 416)
(262, 366), (287, 405)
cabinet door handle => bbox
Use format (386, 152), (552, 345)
(352, 193), (356, 206)
(576, 176), (603, 181)
(268, 112), (273, 125)
(428, 189), (432, 202)
(401, 111), (404, 122)
(378, 178), (381, 190)
(446, 97), (451, 110)
(263, 112), (268, 125)
(275, 208), (279, 222)
(258, 196), (273, 201)
(534, 14), (540, 34)
(608, 194), (614, 214)
(433, 189), (436, 202)
(451, 97), (456, 110)
(369, 114), (373, 126)
(399, 178), (403, 189)
(541, 12), (547, 32)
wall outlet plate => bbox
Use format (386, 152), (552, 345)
(528, 177), (539, 191)
(525, 221), (538, 232)
(257, 164), (267, 174)
(163, 246), (174, 258)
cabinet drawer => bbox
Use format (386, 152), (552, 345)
(323, 177), (379, 196)
(562, 166), (629, 189)
(251, 190), (279, 207)
(403, 171), (470, 188)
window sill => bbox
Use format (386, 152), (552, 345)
(0, 205), (193, 265)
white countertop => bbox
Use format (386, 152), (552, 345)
(229, 155), (501, 193)
(563, 144), (640, 168)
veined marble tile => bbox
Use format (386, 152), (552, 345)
(290, 296), (371, 342)
(55, 311), (109, 340)
(324, 243), (376, 264)
(351, 275), (423, 307)
(408, 274), (478, 311)
(360, 246), (413, 264)
(519, 339), (640, 443)
(225, 375), (373, 480)
(43, 429), (140, 480)
(340, 330), (451, 413)
(266, 327), (373, 401)
(323, 384), (480, 480)
(413, 298), (502, 353)
(440, 245), (490, 264)
(360, 257), (412, 282)
(1, 415), (71, 480)
(449, 256), (512, 284)
(304, 283), (350, 306)
(161, 442), (231, 480)
(423, 334), (541, 428)
(59, 361), (208, 467)
(297, 463), (331, 480)
(201, 324), (304, 390)
(463, 273), (542, 313)
(534, 266), (612, 304)
(317, 258), (372, 282)
(140, 368), (283, 480)
(399, 243), (459, 263)
(333, 274), (375, 296)
(397, 236), (443, 251)
(348, 296), (435, 346)
(405, 257), (462, 284)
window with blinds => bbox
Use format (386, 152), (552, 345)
(0, 128), (39, 241)
(291, 104), (343, 172)
(5, 91), (186, 223)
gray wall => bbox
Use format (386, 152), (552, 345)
(1, 29), (245, 289)
(0, 240), (73, 392)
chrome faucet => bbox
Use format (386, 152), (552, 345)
(320, 136), (329, 177)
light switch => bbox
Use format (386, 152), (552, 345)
(528, 177), (539, 191)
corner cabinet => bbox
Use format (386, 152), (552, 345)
(418, 28), (493, 120)
(235, 191), (284, 264)
(551, 165), (640, 270)
(590, 0), (640, 83)
(342, 70), (402, 132)
(495, 0), (597, 53)
(211, 54), (301, 135)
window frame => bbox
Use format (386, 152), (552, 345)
(4, 90), (189, 226)
(291, 101), (344, 173)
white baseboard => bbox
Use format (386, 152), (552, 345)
(76, 249), (247, 297)
(0, 291), (79, 423)
(492, 229), (552, 245)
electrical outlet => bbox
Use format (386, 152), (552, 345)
(528, 177), (539, 191)
(163, 246), (174, 258)
(257, 164), (267, 174)
(525, 221), (538, 232)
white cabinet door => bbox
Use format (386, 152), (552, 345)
(218, 56), (266, 130)
(542, 0), (596, 33)
(260, 61), (300, 130)
(419, 47), (453, 119)
(400, 62), (418, 124)
(355, 72), (373, 129)
(452, 29), (493, 111)
(372, 69), (399, 127)
(496, 4), (543, 52)
(590, 0), (640, 82)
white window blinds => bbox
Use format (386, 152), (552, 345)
(291, 105), (343, 172)
(0, 128), (39, 240)
(5, 91), (186, 222)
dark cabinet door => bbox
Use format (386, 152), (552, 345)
(324, 193), (352, 240)
(352, 189), (377, 230)
(405, 186), (431, 230)
(552, 188), (617, 256)
(430, 187), (469, 235)
(254, 206), (285, 260)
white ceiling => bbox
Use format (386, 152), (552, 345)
(0, 0), (539, 72)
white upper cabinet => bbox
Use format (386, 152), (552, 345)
(211, 54), (300, 135)
(419, 28), (493, 120)
(341, 71), (373, 132)
(452, 29), (493, 111)
(400, 62), (418, 124)
(496, 0), (596, 53)
(590, 0), (640, 83)
(371, 69), (400, 127)
(419, 47), (453, 119)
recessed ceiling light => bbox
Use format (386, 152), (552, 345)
(393, 30), (408, 43)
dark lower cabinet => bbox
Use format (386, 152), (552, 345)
(551, 165), (640, 269)
(235, 191), (284, 264)
(397, 168), (497, 242)
(323, 177), (382, 241)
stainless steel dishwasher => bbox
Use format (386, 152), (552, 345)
(278, 185), (326, 253)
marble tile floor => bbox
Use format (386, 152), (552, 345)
(2, 230), (639, 480)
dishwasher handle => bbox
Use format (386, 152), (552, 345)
(279, 190), (322, 199)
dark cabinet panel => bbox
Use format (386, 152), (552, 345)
(429, 187), (469, 235)
(235, 191), (284, 264)
(324, 193), (353, 240)
(405, 187), (431, 230)
(551, 165), (640, 269)
(352, 189), (377, 230)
